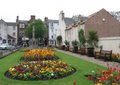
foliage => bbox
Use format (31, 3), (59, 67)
(57, 35), (62, 46)
(25, 19), (47, 39)
(72, 40), (79, 47)
(64, 40), (69, 46)
(88, 63), (120, 85)
(7, 60), (75, 80)
(21, 48), (57, 61)
(87, 30), (99, 48)
(0, 50), (106, 85)
(78, 29), (86, 47)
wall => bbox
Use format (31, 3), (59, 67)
(99, 37), (120, 53)
(7, 26), (17, 43)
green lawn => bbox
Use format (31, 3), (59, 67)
(0, 50), (106, 85)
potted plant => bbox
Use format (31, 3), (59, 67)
(78, 29), (86, 54)
(72, 40), (79, 53)
(87, 30), (99, 57)
(64, 40), (70, 51)
(57, 35), (62, 49)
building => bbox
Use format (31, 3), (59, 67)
(65, 8), (120, 53)
(58, 11), (75, 45)
(84, 9), (120, 53)
(0, 19), (17, 45)
(44, 17), (59, 46)
(16, 15), (36, 45)
(65, 15), (87, 46)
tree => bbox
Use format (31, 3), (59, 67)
(57, 35), (62, 47)
(87, 30), (99, 57)
(64, 40), (69, 46)
(87, 30), (99, 48)
(78, 29), (86, 47)
(25, 19), (47, 39)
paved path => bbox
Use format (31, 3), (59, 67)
(55, 49), (120, 69)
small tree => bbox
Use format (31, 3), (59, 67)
(57, 35), (62, 47)
(87, 30), (99, 57)
(78, 29), (86, 47)
(72, 40), (79, 47)
(87, 30), (99, 48)
(64, 40), (69, 46)
(72, 40), (79, 53)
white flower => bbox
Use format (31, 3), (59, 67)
(51, 73), (54, 76)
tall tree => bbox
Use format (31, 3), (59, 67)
(78, 29), (86, 47)
(25, 19), (47, 39)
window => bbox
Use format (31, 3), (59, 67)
(51, 35), (53, 39)
(19, 24), (25, 28)
(3, 39), (6, 43)
(13, 32), (15, 36)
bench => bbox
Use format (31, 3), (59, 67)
(95, 50), (112, 61)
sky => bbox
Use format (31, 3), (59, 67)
(0, 0), (120, 22)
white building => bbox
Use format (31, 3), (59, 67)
(58, 11), (75, 45)
(44, 17), (59, 46)
(0, 19), (17, 45)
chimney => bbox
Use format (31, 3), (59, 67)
(44, 17), (48, 22)
(30, 15), (36, 21)
(16, 16), (19, 25)
(60, 10), (64, 20)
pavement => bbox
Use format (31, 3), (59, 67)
(0, 48), (21, 59)
(55, 48), (120, 69)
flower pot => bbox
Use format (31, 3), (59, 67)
(73, 46), (78, 53)
(87, 47), (94, 57)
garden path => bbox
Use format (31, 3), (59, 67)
(55, 49), (120, 69)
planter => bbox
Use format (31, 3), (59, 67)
(62, 45), (65, 50)
(65, 46), (69, 51)
(87, 47), (94, 57)
(73, 46), (78, 53)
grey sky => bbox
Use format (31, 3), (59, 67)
(0, 0), (120, 22)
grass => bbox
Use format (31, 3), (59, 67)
(0, 50), (106, 85)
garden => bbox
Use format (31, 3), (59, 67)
(0, 47), (119, 85)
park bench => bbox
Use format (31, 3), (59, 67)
(95, 50), (112, 61)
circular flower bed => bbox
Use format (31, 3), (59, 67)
(20, 49), (58, 61)
(5, 60), (76, 80)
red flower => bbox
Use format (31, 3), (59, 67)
(115, 76), (119, 81)
(118, 70), (120, 75)
(88, 75), (92, 80)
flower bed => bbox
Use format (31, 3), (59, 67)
(20, 49), (58, 61)
(87, 63), (120, 85)
(5, 60), (76, 80)
(112, 54), (120, 63)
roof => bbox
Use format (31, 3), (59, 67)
(64, 17), (75, 26)
(6, 22), (16, 26)
(47, 19), (58, 23)
(18, 20), (28, 25)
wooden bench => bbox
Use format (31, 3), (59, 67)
(95, 50), (112, 61)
